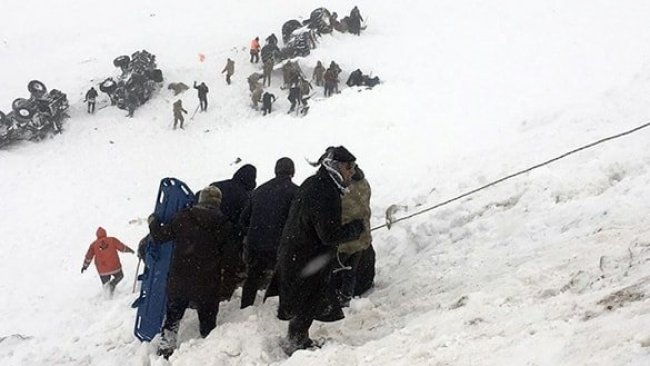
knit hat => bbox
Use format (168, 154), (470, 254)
(329, 146), (356, 163)
(198, 186), (222, 208)
(275, 157), (295, 177)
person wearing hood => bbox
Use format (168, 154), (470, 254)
(148, 186), (233, 359)
(210, 164), (258, 301)
(239, 158), (298, 309)
(81, 227), (134, 294)
(264, 146), (364, 356)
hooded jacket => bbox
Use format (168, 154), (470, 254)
(210, 164), (257, 228)
(84, 227), (130, 276)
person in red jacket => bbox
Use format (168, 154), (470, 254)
(81, 227), (134, 294)
(250, 36), (261, 63)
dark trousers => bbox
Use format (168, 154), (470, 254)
(163, 296), (219, 338)
(199, 97), (207, 111)
(288, 315), (313, 343)
(324, 84), (334, 97)
(240, 250), (275, 309)
(337, 251), (363, 300)
(87, 101), (96, 113)
(173, 115), (184, 129)
(220, 236), (244, 301)
(99, 270), (124, 291)
(250, 52), (259, 63)
(225, 74), (232, 85)
(262, 104), (272, 115)
(263, 73), (271, 86)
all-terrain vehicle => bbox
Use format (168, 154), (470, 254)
(0, 80), (69, 147)
(99, 50), (163, 113)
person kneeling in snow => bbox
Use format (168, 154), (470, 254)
(148, 186), (233, 359)
(81, 227), (134, 294)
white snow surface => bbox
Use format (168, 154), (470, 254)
(2, 0), (650, 365)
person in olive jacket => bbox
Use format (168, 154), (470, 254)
(265, 146), (364, 355)
(335, 165), (372, 306)
(239, 158), (298, 309)
(148, 186), (232, 359)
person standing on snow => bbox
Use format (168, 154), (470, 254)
(263, 58), (274, 87)
(193, 81), (209, 112)
(81, 227), (135, 294)
(222, 58), (235, 85)
(85, 87), (98, 114)
(148, 186), (233, 359)
(264, 146), (363, 356)
(262, 91), (276, 115)
(251, 85), (264, 110)
(312, 61), (325, 87)
(239, 158), (298, 309)
(172, 99), (188, 130)
(208, 164), (258, 301)
(250, 36), (261, 63)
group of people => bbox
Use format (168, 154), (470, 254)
(80, 146), (375, 358)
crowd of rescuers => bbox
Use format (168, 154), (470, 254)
(91, 145), (376, 358)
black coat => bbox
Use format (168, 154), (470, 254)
(240, 176), (298, 253)
(210, 164), (257, 230)
(266, 167), (363, 322)
(194, 83), (209, 100)
(149, 206), (232, 301)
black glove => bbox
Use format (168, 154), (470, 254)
(81, 266), (87, 274)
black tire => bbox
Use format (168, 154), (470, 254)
(12, 98), (34, 121)
(150, 69), (163, 83)
(282, 20), (302, 44)
(28, 80), (47, 96)
(99, 78), (117, 93)
(113, 55), (130, 68)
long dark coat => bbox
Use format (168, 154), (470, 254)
(266, 167), (363, 322)
(239, 176), (298, 253)
(149, 206), (232, 301)
(210, 165), (257, 230)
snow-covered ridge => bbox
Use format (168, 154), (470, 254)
(1, 0), (650, 365)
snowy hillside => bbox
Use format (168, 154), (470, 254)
(2, 0), (650, 365)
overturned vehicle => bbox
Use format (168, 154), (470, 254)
(0, 80), (69, 147)
(99, 50), (163, 113)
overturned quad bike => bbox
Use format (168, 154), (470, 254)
(99, 50), (163, 113)
(0, 80), (69, 148)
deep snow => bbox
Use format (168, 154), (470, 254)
(2, 0), (650, 365)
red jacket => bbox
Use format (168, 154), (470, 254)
(84, 227), (131, 276)
(250, 38), (261, 53)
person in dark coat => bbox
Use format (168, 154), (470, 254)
(262, 92), (276, 116)
(349, 6), (364, 36)
(210, 164), (257, 301)
(287, 82), (301, 113)
(148, 186), (232, 358)
(346, 69), (364, 87)
(239, 158), (298, 309)
(193, 81), (209, 112)
(85, 87), (98, 114)
(265, 146), (364, 356)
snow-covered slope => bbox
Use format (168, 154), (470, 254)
(2, 0), (650, 365)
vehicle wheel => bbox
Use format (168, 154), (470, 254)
(282, 20), (302, 44)
(0, 110), (7, 125)
(28, 80), (48, 97)
(99, 78), (117, 93)
(12, 98), (34, 121)
(113, 55), (130, 68)
(150, 69), (163, 83)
